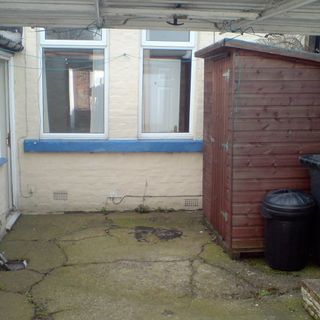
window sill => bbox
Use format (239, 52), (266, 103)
(0, 157), (7, 167)
(24, 139), (203, 153)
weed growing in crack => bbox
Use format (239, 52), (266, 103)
(156, 207), (176, 213)
(257, 287), (278, 298)
(26, 292), (52, 320)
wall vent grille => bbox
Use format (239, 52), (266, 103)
(184, 198), (199, 208)
(53, 191), (68, 201)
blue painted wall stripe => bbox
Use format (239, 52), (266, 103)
(0, 157), (7, 166)
(24, 139), (203, 153)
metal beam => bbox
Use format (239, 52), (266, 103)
(102, 7), (259, 20)
(94, 0), (103, 28)
(229, 0), (320, 32)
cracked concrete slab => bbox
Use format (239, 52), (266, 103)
(4, 213), (106, 241)
(60, 228), (210, 265)
(200, 243), (320, 295)
(0, 239), (66, 273)
(0, 269), (43, 293)
(0, 291), (34, 320)
(0, 211), (317, 319)
(192, 259), (255, 299)
(32, 261), (192, 313)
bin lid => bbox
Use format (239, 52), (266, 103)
(300, 154), (320, 169)
(262, 189), (316, 218)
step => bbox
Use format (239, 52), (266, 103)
(302, 279), (320, 319)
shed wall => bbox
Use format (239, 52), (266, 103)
(231, 50), (320, 252)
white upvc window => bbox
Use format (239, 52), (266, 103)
(39, 28), (108, 138)
(140, 30), (195, 139)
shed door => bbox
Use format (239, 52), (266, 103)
(210, 57), (232, 244)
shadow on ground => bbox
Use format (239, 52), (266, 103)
(0, 211), (317, 320)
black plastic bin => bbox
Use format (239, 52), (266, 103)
(300, 154), (320, 264)
(261, 189), (315, 271)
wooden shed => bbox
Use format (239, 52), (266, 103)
(195, 39), (320, 258)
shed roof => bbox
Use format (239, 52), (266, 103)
(1, 0), (320, 35)
(195, 38), (320, 64)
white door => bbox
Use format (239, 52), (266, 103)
(0, 60), (13, 226)
(143, 59), (181, 133)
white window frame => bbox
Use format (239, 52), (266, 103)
(141, 30), (195, 48)
(139, 30), (196, 139)
(39, 28), (108, 139)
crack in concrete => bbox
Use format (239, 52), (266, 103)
(62, 258), (192, 268)
(57, 235), (109, 242)
(189, 260), (197, 298)
(48, 308), (74, 317)
(2, 216), (304, 317)
(53, 240), (68, 265)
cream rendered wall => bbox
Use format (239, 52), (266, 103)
(14, 28), (214, 213)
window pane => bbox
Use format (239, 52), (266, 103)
(45, 28), (102, 41)
(146, 30), (190, 42)
(43, 49), (104, 134)
(142, 49), (191, 133)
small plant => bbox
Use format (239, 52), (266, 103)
(135, 204), (151, 214)
(156, 207), (176, 213)
(257, 287), (278, 298)
(100, 207), (113, 215)
(26, 293), (52, 319)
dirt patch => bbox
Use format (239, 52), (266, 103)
(134, 226), (183, 242)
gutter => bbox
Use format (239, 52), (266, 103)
(0, 33), (23, 52)
(5, 211), (22, 231)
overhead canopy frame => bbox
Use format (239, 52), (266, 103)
(0, 0), (320, 35)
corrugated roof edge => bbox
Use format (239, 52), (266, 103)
(195, 38), (320, 63)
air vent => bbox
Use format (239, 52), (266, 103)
(184, 198), (199, 208)
(53, 191), (68, 201)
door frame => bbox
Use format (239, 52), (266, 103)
(0, 52), (18, 210)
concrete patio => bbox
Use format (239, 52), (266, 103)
(0, 211), (317, 320)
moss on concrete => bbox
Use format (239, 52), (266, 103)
(246, 257), (320, 279)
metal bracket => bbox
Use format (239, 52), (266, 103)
(221, 211), (228, 222)
(221, 142), (229, 151)
(6, 132), (11, 148)
(223, 69), (230, 81)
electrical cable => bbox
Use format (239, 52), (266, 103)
(110, 194), (203, 205)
